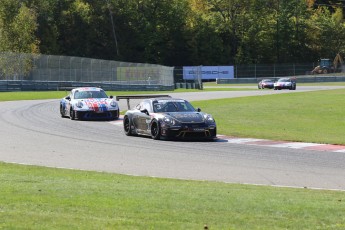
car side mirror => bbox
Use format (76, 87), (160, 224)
(141, 109), (149, 115)
(66, 96), (71, 100)
(197, 108), (201, 112)
(109, 95), (113, 99)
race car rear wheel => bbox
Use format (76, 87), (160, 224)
(123, 116), (133, 136)
(151, 120), (161, 140)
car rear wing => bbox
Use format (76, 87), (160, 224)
(116, 95), (171, 109)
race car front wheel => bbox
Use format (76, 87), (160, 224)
(70, 107), (76, 120)
(60, 105), (65, 118)
(123, 116), (133, 136)
(115, 109), (120, 120)
(151, 120), (161, 140)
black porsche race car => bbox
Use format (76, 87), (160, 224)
(123, 97), (217, 140)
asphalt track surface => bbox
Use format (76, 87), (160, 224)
(1, 86), (345, 191)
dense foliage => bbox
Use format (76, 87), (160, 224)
(0, 0), (345, 66)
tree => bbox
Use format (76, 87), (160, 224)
(0, 0), (39, 53)
(307, 6), (345, 59)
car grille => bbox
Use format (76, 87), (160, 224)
(178, 130), (212, 138)
(79, 110), (118, 119)
(174, 123), (216, 138)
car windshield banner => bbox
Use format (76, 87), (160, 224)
(183, 66), (234, 80)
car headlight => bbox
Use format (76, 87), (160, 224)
(162, 116), (178, 126)
(204, 114), (215, 124)
(76, 101), (83, 108)
(110, 100), (118, 108)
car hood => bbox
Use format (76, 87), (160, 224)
(80, 98), (109, 111)
(165, 112), (205, 123)
(275, 82), (291, 85)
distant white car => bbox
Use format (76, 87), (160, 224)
(274, 78), (297, 90)
(60, 87), (119, 120)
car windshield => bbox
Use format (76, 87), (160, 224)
(153, 100), (196, 113)
(74, 90), (108, 99)
(278, 78), (289, 82)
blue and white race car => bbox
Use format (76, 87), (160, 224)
(60, 87), (119, 120)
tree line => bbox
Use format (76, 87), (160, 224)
(0, 0), (345, 66)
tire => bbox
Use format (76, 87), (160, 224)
(123, 116), (133, 136)
(151, 120), (161, 140)
(70, 107), (75, 120)
(115, 109), (120, 120)
(110, 109), (120, 121)
(60, 105), (65, 118)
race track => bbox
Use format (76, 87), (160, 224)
(1, 86), (345, 191)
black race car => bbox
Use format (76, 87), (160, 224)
(258, 79), (274, 89)
(123, 97), (217, 140)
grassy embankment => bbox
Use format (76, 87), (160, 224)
(1, 162), (345, 229)
(193, 89), (345, 145)
(0, 87), (254, 101)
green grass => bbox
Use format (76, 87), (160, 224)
(192, 89), (345, 145)
(1, 162), (345, 229)
(0, 88), (253, 101)
(298, 82), (345, 86)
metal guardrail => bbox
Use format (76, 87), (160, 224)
(0, 80), (174, 92)
(1, 75), (345, 92)
(216, 76), (345, 84)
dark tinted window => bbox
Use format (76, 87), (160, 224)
(153, 100), (196, 112)
(74, 90), (108, 99)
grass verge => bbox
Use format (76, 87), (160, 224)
(1, 162), (345, 229)
(0, 88), (254, 102)
(192, 89), (345, 145)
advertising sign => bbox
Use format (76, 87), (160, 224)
(183, 66), (234, 80)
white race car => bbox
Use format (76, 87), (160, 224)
(60, 87), (119, 120)
(274, 77), (297, 90)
